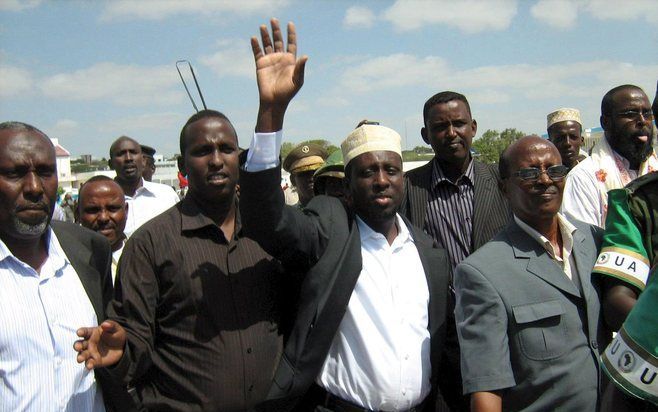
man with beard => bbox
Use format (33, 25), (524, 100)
(561, 85), (657, 228)
(77, 176), (128, 285)
(547, 107), (588, 169)
(108, 136), (179, 237)
(455, 136), (608, 411)
(0, 122), (132, 411)
(75, 109), (290, 411)
(239, 19), (463, 412)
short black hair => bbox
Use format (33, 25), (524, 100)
(601, 84), (644, 116)
(0, 121), (47, 137)
(179, 110), (235, 155)
(109, 135), (140, 159)
(422, 91), (472, 126)
(78, 175), (123, 209)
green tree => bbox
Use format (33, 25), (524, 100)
(472, 128), (525, 164)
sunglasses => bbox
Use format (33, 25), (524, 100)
(512, 165), (569, 181)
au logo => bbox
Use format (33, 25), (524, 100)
(618, 350), (635, 373)
(597, 253), (610, 265)
(301, 145), (310, 153)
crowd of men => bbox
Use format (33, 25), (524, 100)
(1, 18), (657, 412)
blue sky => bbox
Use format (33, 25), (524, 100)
(1, 0), (656, 157)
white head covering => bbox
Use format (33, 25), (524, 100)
(341, 124), (402, 166)
(547, 107), (582, 129)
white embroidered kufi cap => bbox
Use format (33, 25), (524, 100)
(341, 124), (402, 166)
(547, 107), (582, 129)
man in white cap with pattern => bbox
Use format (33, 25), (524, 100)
(239, 19), (464, 412)
(561, 84), (658, 228)
(547, 107), (588, 170)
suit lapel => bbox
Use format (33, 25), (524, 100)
(409, 162), (432, 228)
(472, 161), (495, 248)
(506, 223), (581, 297)
(412, 226), (442, 338)
(52, 224), (104, 321)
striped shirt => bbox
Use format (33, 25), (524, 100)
(424, 159), (475, 271)
(0, 229), (105, 412)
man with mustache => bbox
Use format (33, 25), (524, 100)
(108, 136), (178, 237)
(238, 19), (463, 412)
(0, 121), (132, 411)
(454, 136), (609, 411)
(77, 176), (128, 285)
(561, 84), (657, 228)
(401, 91), (511, 274)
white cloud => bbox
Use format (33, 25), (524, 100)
(0, 0), (41, 12)
(335, 53), (658, 105)
(343, 6), (376, 29)
(97, 112), (183, 134)
(199, 39), (254, 78)
(0, 65), (32, 96)
(39, 62), (184, 106)
(531, 0), (658, 28)
(47, 119), (79, 139)
(382, 0), (518, 33)
(531, 0), (580, 29)
(101, 0), (290, 21)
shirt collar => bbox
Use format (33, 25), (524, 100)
(0, 226), (69, 272)
(356, 213), (412, 245)
(180, 194), (242, 238)
(514, 213), (577, 258)
(431, 157), (474, 188)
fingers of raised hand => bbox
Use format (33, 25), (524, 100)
(271, 18), (284, 53)
(260, 24), (273, 54)
(286, 21), (297, 56)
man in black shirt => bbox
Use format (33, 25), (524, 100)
(75, 109), (289, 411)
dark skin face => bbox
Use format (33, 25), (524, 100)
(291, 170), (315, 206)
(141, 155), (155, 182)
(109, 138), (144, 185)
(601, 88), (654, 170)
(548, 120), (583, 169)
(179, 117), (239, 227)
(346, 151), (403, 244)
(0, 129), (57, 268)
(421, 100), (477, 180)
(78, 181), (127, 251)
(502, 138), (564, 236)
(323, 176), (346, 199)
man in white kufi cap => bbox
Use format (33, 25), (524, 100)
(238, 18), (464, 411)
(547, 107), (588, 169)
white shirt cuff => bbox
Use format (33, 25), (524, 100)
(244, 130), (283, 172)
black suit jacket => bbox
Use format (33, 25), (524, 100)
(51, 221), (135, 412)
(401, 158), (511, 251)
(240, 167), (464, 412)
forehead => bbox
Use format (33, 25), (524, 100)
(0, 129), (55, 165)
(351, 150), (402, 169)
(111, 138), (141, 154)
(185, 117), (237, 145)
(511, 140), (560, 167)
(611, 88), (650, 109)
(549, 121), (581, 135)
(427, 100), (471, 121)
(81, 181), (124, 202)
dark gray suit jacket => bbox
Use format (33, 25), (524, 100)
(240, 167), (464, 412)
(401, 158), (511, 252)
(51, 221), (135, 412)
(454, 219), (609, 411)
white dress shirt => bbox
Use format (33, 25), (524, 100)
(111, 240), (125, 286)
(317, 215), (431, 411)
(124, 178), (179, 237)
(0, 229), (105, 412)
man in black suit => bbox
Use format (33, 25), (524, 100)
(401, 91), (511, 273)
(239, 20), (464, 412)
(0, 121), (132, 411)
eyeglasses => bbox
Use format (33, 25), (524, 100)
(615, 109), (654, 121)
(512, 165), (569, 181)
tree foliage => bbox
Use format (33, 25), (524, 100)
(281, 139), (340, 160)
(472, 128), (525, 164)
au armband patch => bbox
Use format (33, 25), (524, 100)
(593, 247), (650, 290)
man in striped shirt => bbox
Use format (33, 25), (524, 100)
(402, 91), (511, 273)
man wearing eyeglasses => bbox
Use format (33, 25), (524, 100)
(561, 84), (658, 228)
(454, 135), (609, 411)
